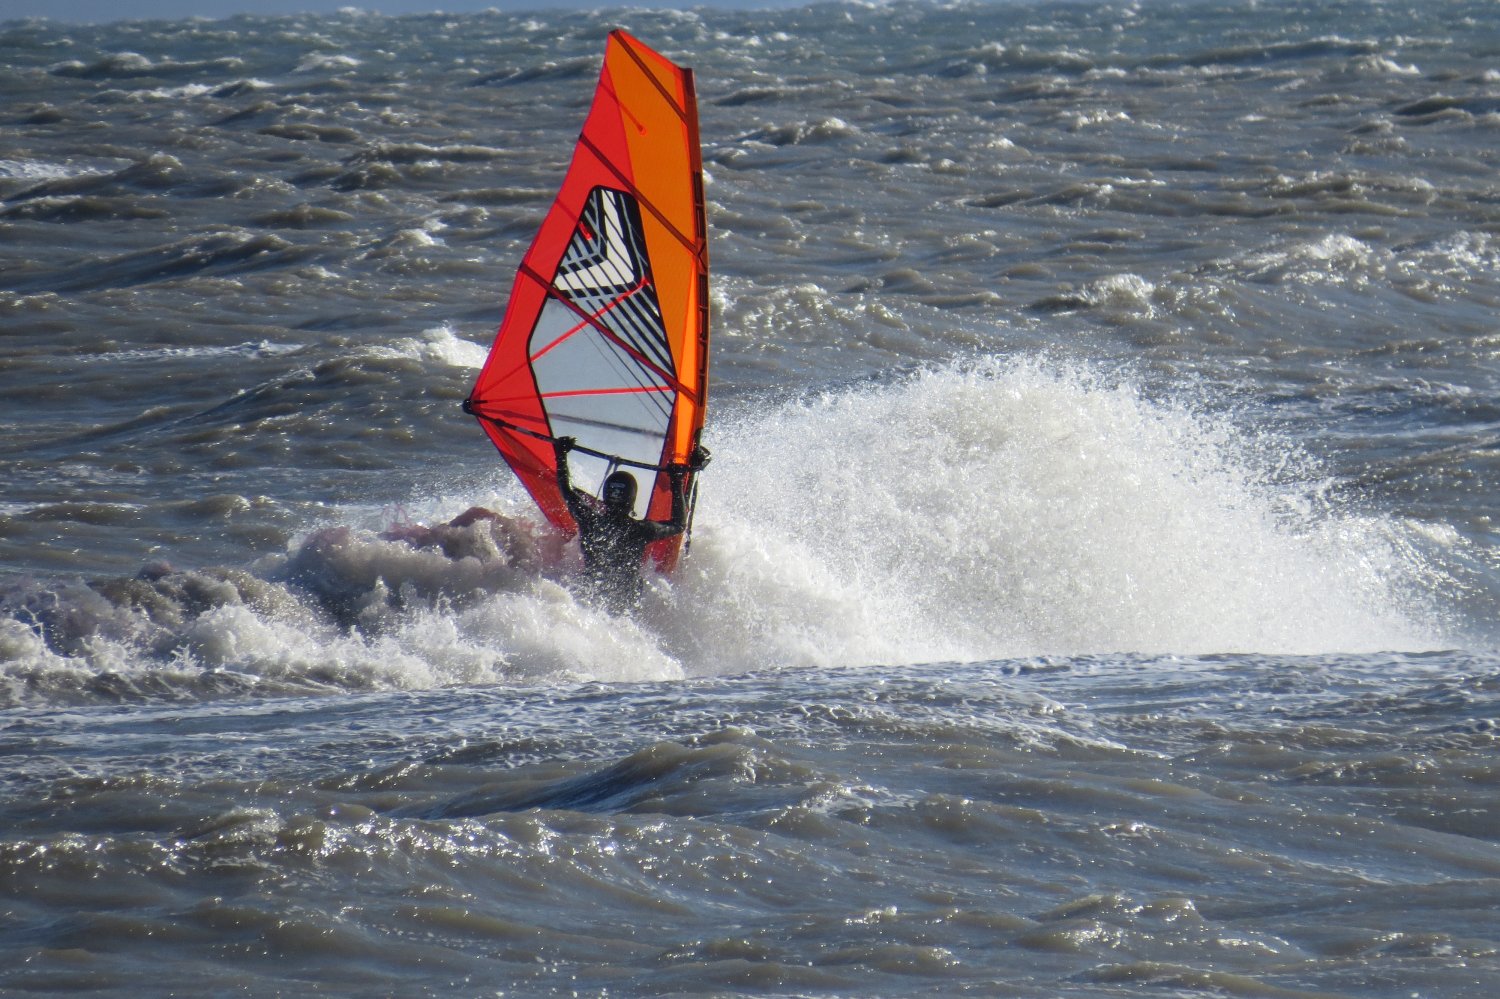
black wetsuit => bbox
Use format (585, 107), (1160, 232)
(556, 460), (688, 611)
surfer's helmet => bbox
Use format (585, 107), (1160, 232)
(602, 471), (637, 512)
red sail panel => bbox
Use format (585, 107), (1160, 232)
(467, 30), (709, 572)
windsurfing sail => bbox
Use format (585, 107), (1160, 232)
(464, 30), (709, 573)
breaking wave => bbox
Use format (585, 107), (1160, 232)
(0, 356), (1454, 706)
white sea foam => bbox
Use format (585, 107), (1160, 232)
(1240, 232), (1383, 285)
(0, 157), (124, 181)
(1396, 231), (1499, 282)
(97, 355), (1442, 694)
(115, 530), (686, 688)
(85, 340), (302, 363)
(294, 53), (361, 73)
(1077, 273), (1157, 313)
(683, 357), (1439, 663)
(362, 324), (489, 369)
(129, 83), (215, 100)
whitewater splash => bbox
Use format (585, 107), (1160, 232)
(696, 357), (1444, 662)
(0, 355), (1449, 702)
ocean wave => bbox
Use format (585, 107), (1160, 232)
(938, 41), (1097, 78)
(5, 152), (231, 205)
(48, 51), (244, 79)
(2, 229), (306, 294)
(1031, 272), (1159, 317)
(470, 55), (595, 88)
(1395, 94), (1500, 121)
(292, 52), (361, 74)
(345, 143), (512, 167)
(83, 340), (304, 364)
(257, 122), (361, 143)
(1, 356), (1455, 707)
(0, 194), (170, 222)
(0, 156), (128, 183)
(742, 117), (860, 148)
(1156, 35), (1382, 70)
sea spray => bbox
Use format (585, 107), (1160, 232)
(689, 356), (1444, 661)
(0, 355), (1450, 704)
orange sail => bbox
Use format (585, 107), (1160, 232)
(464, 31), (709, 572)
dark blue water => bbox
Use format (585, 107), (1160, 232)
(3, 1), (1499, 994)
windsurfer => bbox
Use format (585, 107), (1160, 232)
(552, 436), (707, 611)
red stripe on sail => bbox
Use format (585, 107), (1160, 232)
(542, 385), (671, 400)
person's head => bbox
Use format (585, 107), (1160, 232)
(602, 470), (637, 513)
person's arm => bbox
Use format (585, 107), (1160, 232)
(667, 464), (690, 530)
(553, 436), (588, 524)
(637, 464), (691, 541)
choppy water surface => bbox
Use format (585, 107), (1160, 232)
(3, 0), (1499, 994)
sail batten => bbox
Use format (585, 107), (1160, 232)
(466, 31), (708, 571)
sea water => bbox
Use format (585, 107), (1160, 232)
(2, 1), (1499, 995)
